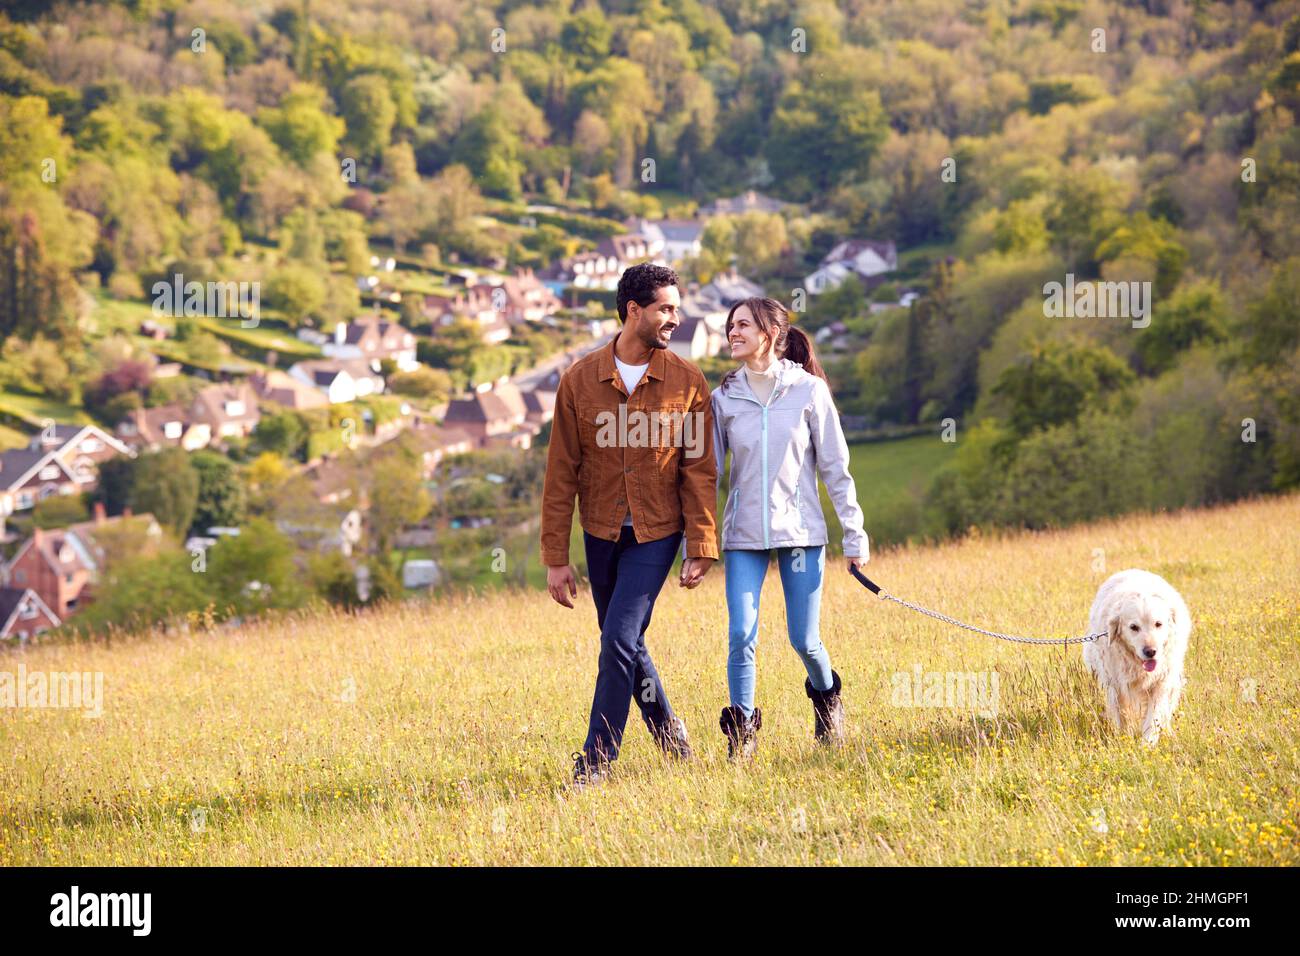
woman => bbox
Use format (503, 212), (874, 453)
(710, 297), (869, 759)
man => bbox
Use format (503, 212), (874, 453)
(541, 262), (718, 786)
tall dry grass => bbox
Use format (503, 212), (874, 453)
(2, 495), (1296, 865)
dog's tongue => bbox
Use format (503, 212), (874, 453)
(1143, 660), (1157, 672)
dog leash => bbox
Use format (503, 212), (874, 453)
(849, 566), (1104, 646)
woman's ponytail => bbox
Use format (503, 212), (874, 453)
(782, 325), (828, 383)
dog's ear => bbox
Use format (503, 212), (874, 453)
(1106, 615), (1122, 644)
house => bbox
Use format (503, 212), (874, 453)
(2, 527), (94, 619)
(624, 218), (704, 263)
(323, 315), (420, 372)
(249, 369), (329, 411)
(522, 388), (555, 425)
(804, 239), (898, 294)
(289, 359), (385, 404)
(0, 424), (132, 521)
(424, 285), (511, 344)
(115, 383), (258, 451)
(664, 269), (763, 360)
(490, 269), (563, 326)
(442, 384), (535, 449)
(397, 423), (476, 478)
(116, 405), (212, 452)
(1, 510), (162, 622)
(191, 382), (261, 440)
(667, 314), (722, 361)
(697, 190), (792, 218)
(538, 230), (667, 293)
(303, 456), (360, 506)
(0, 586), (60, 642)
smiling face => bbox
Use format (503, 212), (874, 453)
(1110, 592), (1176, 674)
(628, 284), (681, 351)
(726, 305), (772, 362)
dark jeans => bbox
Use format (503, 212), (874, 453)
(581, 526), (683, 762)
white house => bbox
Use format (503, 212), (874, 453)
(804, 239), (899, 294)
(323, 316), (419, 372)
(289, 360), (384, 404)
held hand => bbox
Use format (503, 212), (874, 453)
(846, 556), (866, 577)
(547, 564), (578, 608)
(679, 556), (715, 589)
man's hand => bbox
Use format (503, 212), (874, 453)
(679, 556), (715, 589)
(547, 564), (578, 608)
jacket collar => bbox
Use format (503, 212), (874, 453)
(722, 358), (803, 401)
(596, 334), (667, 390)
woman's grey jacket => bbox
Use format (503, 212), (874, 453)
(710, 358), (869, 559)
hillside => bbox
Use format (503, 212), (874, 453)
(2, 493), (1296, 865)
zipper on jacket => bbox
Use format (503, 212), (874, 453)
(760, 404), (769, 549)
(728, 363), (786, 552)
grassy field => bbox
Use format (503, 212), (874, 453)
(2, 494), (1296, 865)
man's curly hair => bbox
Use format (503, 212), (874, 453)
(616, 262), (680, 323)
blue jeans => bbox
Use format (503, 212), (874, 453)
(581, 527), (683, 762)
(724, 546), (834, 717)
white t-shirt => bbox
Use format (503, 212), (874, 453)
(613, 356), (648, 526)
(614, 355), (648, 396)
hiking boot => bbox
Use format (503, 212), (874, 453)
(651, 716), (693, 761)
(719, 705), (762, 761)
(570, 751), (610, 789)
(805, 670), (845, 744)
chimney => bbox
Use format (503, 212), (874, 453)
(94, 500), (106, 525)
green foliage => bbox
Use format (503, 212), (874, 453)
(1135, 279), (1228, 375)
(205, 518), (306, 617)
(65, 546), (212, 637)
(254, 410), (309, 460)
(991, 342), (1134, 437)
(766, 51), (888, 198)
(340, 74), (395, 164)
(263, 262), (327, 325)
(127, 447), (200, 536)
(190, 450), (247, 532)
(31, 494), (89, 529)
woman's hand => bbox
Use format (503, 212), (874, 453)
(846, 556), (866, 576)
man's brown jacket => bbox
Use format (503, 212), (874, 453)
(540, 338), (718, 566)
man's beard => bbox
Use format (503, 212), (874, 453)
(639, 325), (670, 350)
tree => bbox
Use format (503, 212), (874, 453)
(387, 366), (452, 403)
(32, 495), (89, 529)
(991, 342), (1135, 437)
(341, 74), (396, 164)
(766, 50), (889, 198)
(256, 84), (344, 166)
(368, 455), (430, 554)
(253, 411), (309, 460)
(264, 263), (327, 326)
(452, 106), (523, 199)
(190, 450), (247, 532)
(1135, 279), (1228, 375)
(127, 447), (200, 537)
(205, 517), (305, 617)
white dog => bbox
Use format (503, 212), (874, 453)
(1082, 569), (1190, 745)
